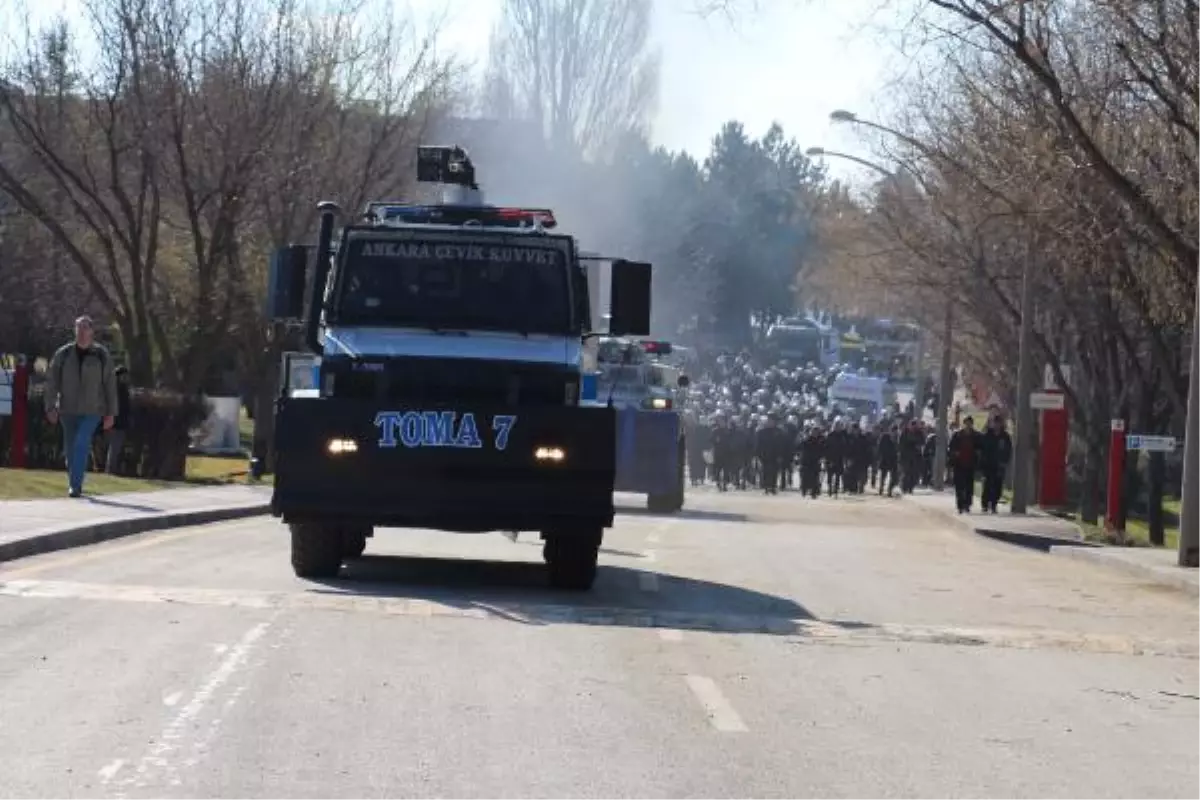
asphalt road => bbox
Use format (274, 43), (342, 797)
(1, 489), (1196, 798)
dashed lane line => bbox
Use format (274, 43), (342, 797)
(1, 577), (1194, 659)
(685, 675), (748, 732)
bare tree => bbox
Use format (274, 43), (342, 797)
(484, 0), (660, 157)
(240, 1), (456, 467)
(808, 0), (1197, 522)
(0, 0), (455, 396)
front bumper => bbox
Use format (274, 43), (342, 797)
(271, 398), (616, 532)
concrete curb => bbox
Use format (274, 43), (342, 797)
(0, 503), (271, 564)
(1048, 545), (1200, 595)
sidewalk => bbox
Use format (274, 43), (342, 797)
(1048, 545), (1199, 594)
(903, 489), (1085, 546)
(0, 484), (272, 563)
(905, 489), (1198, 594)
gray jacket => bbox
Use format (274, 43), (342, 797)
(45, 342), (119, 417)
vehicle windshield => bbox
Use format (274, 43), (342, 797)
(334, 237), (572, 334)
(768, 326), (822, 361)
(597, 339), (646, 365)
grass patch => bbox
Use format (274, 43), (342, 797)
(0, 468), (169, 499)
(1076, 518), (1179, 550)
(0, 453), (271, 500)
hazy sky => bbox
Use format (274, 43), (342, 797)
(21, 0), (907, 181)
(426, 0), (906, 181)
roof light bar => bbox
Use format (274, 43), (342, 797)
(363, 203), (557, 230)
(640, 340), (673, 355)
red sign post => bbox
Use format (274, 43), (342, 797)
(10, 356), (30, 469)
(1105, 418), (1126, 531)
(1037, 390), (1069, 507)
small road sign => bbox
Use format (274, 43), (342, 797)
(1030, 391), (1065, 410)
(1126, 434), (1177, 452)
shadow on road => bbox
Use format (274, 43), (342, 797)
(599, 547), (649, 558)
(973, 528), (1097, 552)
(83, 496), (163, 513)
(307, 553), (813, 635)
(615, 505), (749, 524)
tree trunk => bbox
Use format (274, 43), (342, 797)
(1080, 445), (1101, 525)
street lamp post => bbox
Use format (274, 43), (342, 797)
(912, 330), (925, 418)
(1010, 240), (1037, 513)
(932, 303), (953, 491)
(1180, 277), (1199, 567)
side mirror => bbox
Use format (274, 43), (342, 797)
(267, 245), (309, 321)
(608, 259), (651, 337)
(677, 374), (690, 389)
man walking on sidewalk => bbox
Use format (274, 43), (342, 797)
(44, 316), (118, 497)
(979, 414), (1013, 513)
(948, 416), (982, 513)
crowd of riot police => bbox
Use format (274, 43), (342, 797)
(675, 349), (1016, 512)
(680, 351), (983, 500)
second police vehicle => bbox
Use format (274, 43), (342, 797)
(588, 336), (689, 513)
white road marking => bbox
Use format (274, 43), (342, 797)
(658, 628), (683, 642)
(115, 618), (274, 789)
(98, 759), (125, 782)
(685, 674), (748, 732)
(642, 549), (657, 563)
(647, 533), (660, 544)
(162, 691), (183, 707)
(638, 572), (659, 592)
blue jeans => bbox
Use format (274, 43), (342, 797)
(61, 414), (101, 493)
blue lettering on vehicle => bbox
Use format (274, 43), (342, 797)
(492, 414), (516, 451)
(456, 413), (484, 449)
(373, 410), (511, 450)
(422, 410), (456, 445)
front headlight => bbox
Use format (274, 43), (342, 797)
(327, 438), (359, 455)
(650, 397), (670, 410)
(534, 446), (566, 462)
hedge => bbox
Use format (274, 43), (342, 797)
(0, 386), (210, 480)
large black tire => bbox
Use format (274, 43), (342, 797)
(647, 439), (687, 513)
(290, 522), (342, 578)
(341, 527), (369, 559)
(543, 530), (602, 590)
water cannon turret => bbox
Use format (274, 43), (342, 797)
(417, 145), (483, 206)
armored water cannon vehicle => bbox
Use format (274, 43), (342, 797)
(264, 145), (654, 589)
